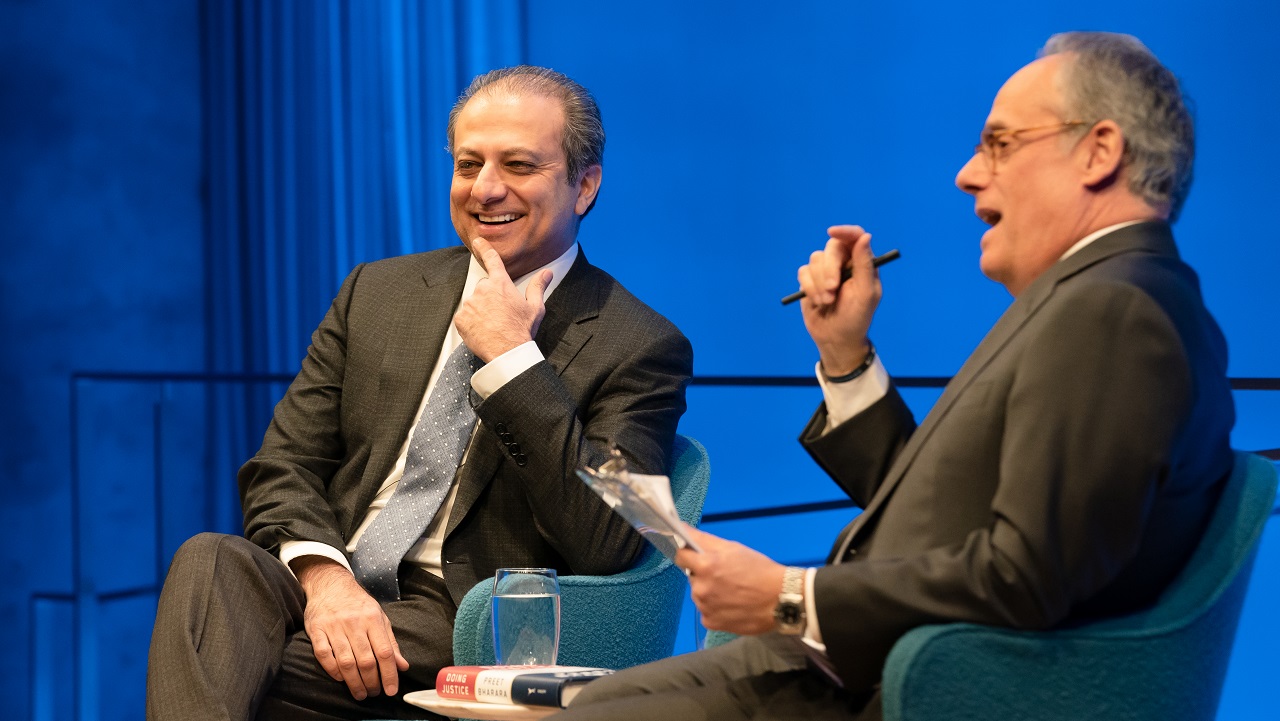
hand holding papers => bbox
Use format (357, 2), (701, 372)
(576, 450), (701, 561)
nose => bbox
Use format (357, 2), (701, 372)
(471, 162), (507, 204)
(955, 152), (988, 196)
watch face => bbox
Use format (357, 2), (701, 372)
(776, 603), (803, 625)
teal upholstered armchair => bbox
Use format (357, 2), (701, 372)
(451, 434), (711, 670)
(704, 452), (1275, 721)
(881, 451), (1277, 721)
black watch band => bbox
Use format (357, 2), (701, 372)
(821, 341), (876, 384)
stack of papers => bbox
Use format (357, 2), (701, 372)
(576, 451), (701, 560)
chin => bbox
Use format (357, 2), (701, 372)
(978, 254), (1008, 285)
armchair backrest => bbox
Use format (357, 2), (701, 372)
(451, 434), (711, 670)
(882, 451), (1278, 721)
(629, 433), (712, 573)
(1093, 451), (1276, 630)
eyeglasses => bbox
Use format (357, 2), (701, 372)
(972, 120), (1090, 172)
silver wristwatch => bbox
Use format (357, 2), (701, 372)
(774, 566), (806, 635)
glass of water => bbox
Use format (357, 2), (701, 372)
(491, 568), (561, 666)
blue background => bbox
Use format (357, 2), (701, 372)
(1, 1), (1276, 719)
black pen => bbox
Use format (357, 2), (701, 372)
(781, 249), (902, 305)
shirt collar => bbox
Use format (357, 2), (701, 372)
(461, 242), (580, 303)
(1059, 220), (1146, 261)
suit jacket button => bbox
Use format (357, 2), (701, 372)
(508, 442), (522, 456)
(515, 454), (528, 466)
(501, 432), (514, 443)
(495, 423), (508, 434)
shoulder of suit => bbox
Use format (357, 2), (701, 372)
(1039, 260), (1205, 349)
(347, 245), (468, 282)
(572, 260), (688, 339)
(1063, 240), (1200, 306)
(368, 245), (468, 270)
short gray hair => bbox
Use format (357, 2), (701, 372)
(446, 65), (605, 217)
(1041, 32), (1195, 221)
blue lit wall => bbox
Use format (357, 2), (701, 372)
(2, 1), (1275, 719)
(526, 8), (1279, 719)
(1, 1), (204, 719)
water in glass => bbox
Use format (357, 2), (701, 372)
(491, 568), (560, 665)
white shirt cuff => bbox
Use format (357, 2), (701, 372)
(279, 540), (353, 579)
(803, 567), (826, 649)
(816, 355), (891, 432)
(471, 340), (545, 399)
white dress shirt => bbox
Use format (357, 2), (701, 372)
(279, 243), (580, 579)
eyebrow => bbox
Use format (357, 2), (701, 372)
(452, 146), (544, 160)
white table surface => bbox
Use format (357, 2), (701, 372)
(403, 690), (559, 720)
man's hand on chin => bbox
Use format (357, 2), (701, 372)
(291, 556), (409, 700)
(454, 236), (552, 362)
(676, 527), (787, 636)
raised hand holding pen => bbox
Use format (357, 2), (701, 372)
(796, 225), (883, 378)
(781, 249), (898, 304)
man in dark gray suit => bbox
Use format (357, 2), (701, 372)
(146, 66), (692, 721)
(556, 32), (1233, 721)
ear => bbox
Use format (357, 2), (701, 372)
(1078, 119), (1125, 189)
(574, 164), (603, 216)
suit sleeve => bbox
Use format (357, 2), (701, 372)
(237, 265), (363, 556)
(801, 385), (918, 508)
(811, 282), (1197, 691)
(472, 314), (694, 576)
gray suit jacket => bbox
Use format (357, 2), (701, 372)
(801, 222), (1234, 692)
(238, 245), (693, 604)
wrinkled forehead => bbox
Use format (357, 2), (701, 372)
(451, 84), (567, 146)
(984, 55), (1070, 131)
(470, 80), (565, 120)
(452, 91), (567, 149)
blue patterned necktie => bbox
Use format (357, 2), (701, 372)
(352, 342), (480, 601)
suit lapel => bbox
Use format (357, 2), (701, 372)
(364, 250), (470, 489)
(444, 250), (603, 536)
(835, 222), (1176, 556)
(834, 295), (1035, 556)
(535, 250), (601, 375)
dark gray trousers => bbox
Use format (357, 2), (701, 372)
(146, 532), (456, 721)
(550, 634), (878, 721)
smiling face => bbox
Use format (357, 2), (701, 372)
(449, 92), (601, 279)
(955, 55), (1093, 296)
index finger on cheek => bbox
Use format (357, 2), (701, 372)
(484, 249), (510, 282)
(470, 237), (504, 275)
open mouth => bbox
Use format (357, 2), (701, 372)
(477, 213), (522, 225)
(976, 208), (1002, 227)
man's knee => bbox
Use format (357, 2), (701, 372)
(171, 532), (277, 575)
(162, 532), (288, 605)
(162, 533), (233, 589)
(170, 532), (241, 568)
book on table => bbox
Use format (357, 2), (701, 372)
(435, 665), (615, 708)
